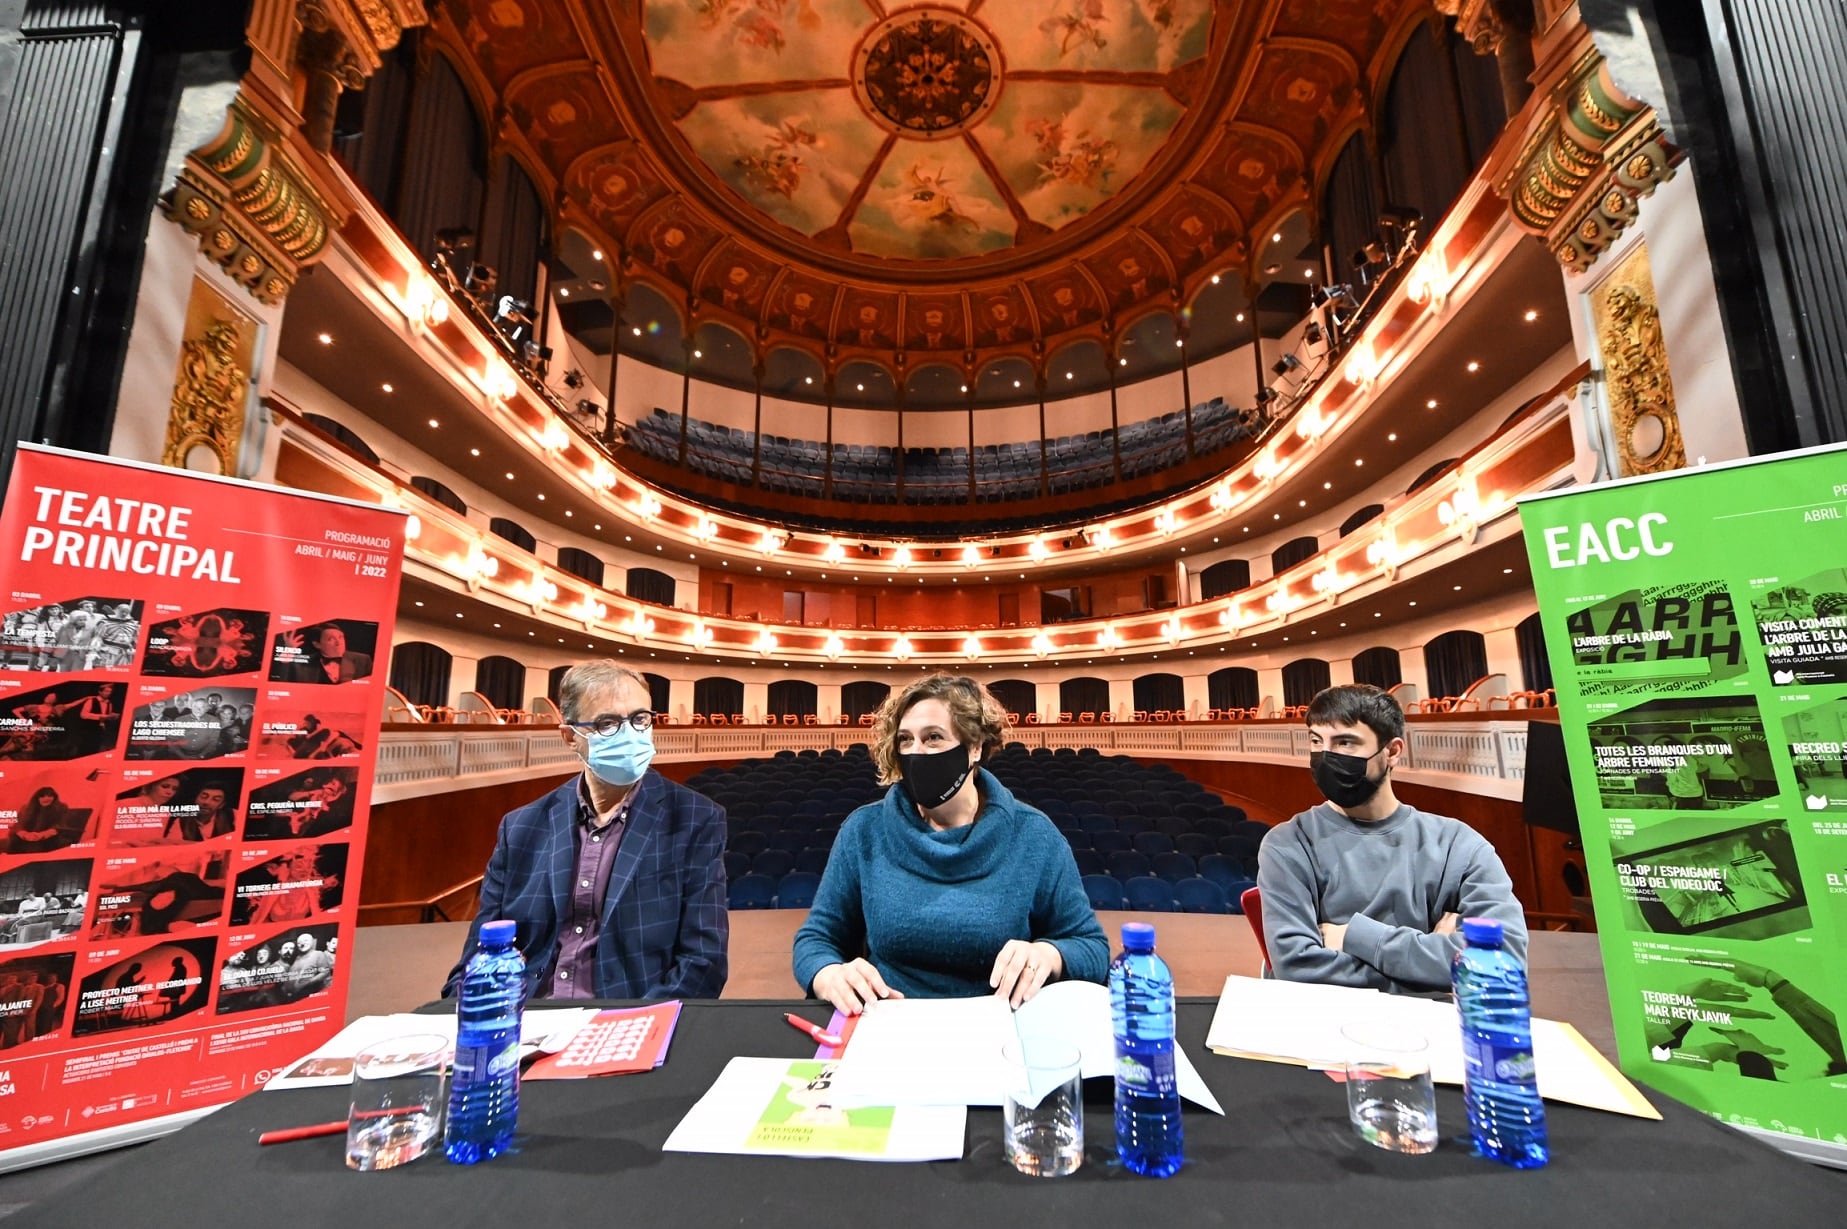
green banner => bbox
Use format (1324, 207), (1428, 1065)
(1519, 445), (1847, 1166)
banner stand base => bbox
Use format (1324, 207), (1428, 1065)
(1728, 1122), (1847, 1170)
(0, 1106), (217, 1176)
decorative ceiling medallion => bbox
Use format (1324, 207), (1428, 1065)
(853, 9), (1001, 140)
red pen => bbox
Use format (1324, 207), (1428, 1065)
(258, 1119), (348, 1146)
(783, 1012), (843, 1049)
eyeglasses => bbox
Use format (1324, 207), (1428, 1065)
(570, 711), (654, 736)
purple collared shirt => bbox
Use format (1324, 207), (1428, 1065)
(543, 776), (632, 998)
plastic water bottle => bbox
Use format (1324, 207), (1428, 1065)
(1109, 921), (1183, 1176)
(1452, 917), (1548, 1168)
(444, 919), (525, 1164)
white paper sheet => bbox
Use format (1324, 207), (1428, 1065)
(1204, 975), (1659, 1118)
(663, 1057), (967, 1162)
(826, 981), (1223, 1113)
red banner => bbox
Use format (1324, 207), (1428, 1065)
(0, 445), (404, 1166)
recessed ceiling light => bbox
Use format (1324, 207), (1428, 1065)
(493, 623), (500, 628)
(1323, 482), (1331, 489)
(565, 510), (572, 517)
(1524, 309), (1538, 322)
(1427, 398), (1438, 409)
(1013, 380), (1021, 388)
(414, 600), (423, 607)
(317, 333), (333, 345)
(1466, 361), (1480, 372)
(693, 350), (702, 358)
(1273, 513), (1280, 520)
(632, 327), (642, 336)
(1235, 312), (1245, 322)
(559, 288), (569, 298)
(1175, 338), (1184, 347)
(592, 249), (603, 261)
(1211, 274), (1220, 284)
(1453, 585), (1462, 591)
(536, 493), (545, 500)
(1503, 568), (1514, 574)
(856, 384), (864, 391)
(1387, 433), (1397, 441)
(1298, 499), (1306, 507)
(455, 612), (463, 618)
(1272, 232), (1283, 243)
(595, 523), (602, 530)
(805, 376), (813, 384)
(1354, 459), (1363, 466)
(1065, 372), (1073, 379)
(382, 383), (394, 393)
(1303, 268), (1315, 278)
(1118, 358), (1127, 366)
(505, 472), (514, 479)
(1264, 263), (1280, 275)
(1408, 601), (1418, 607)
(470, 447), (480, 456)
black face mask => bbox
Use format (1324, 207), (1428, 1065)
(899, 743), (974, 811)
(1309, 748), (1387, 809)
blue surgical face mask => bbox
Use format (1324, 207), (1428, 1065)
(578, 724), (654, 787)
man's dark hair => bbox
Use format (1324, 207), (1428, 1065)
(1305, 684), (1405, 746)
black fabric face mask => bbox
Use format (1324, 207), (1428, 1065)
(899, 743), (974, 811)
(1309, 747), (1387, 809)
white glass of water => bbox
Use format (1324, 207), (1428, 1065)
(346, 1034), (449, 1171)
(1340, 1020), (1438, 1155)
(1001, 1035), (1085, 1177)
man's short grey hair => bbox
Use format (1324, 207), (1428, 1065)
(558, 661), (653, 722)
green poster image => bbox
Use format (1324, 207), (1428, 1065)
(1780, 697), (1847, 812)
(743, 1061), (897, 1156)
(1611, 816), (1808, 940)
(1587, 695), (1777, 812)
(1565, 579), (1748, 695)
(1520, 443), (1847, 1165)
(1749, 568), (1847, 687)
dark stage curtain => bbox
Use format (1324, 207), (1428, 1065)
(1351, 646), (1403, 690)
(1200, 558), (1250, 600)
(474, 655), (526, 711)
(1271, 536), (1319, 574)
(1380, 23), (1472, 230)
(767, 679), (817, 719)
(842, 680), (891, 721)
(1059, 676), (1109, 719)
(1282, 658), (1332, 708)
(489, 517), (536, 553)
(1424, 629), (1489, 701)
(547, 664), (570, 706)
(627, 568), (676, 606)
(1338, 504), (1383, 537)
(389, 642), (452, 709)
(1209, 666), (1259, 711)
(556, 547), (605, 587)
(479, 154), (547, 308)
(392, 52), (486, 263)
(987, 678), (1034, 720)
(694, 677), (743, 718)
(1320, 132), (1380, 283)
(643, 672), (671, 713)
(409, 476), (466, 516)
(1516, 612), (1554, 693)
(1133, 673), (1185, 713)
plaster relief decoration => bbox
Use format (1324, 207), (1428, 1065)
(164, 278), (261, 476)
(1589, 241), (1684, 477)
(434, 0), (1431, 358)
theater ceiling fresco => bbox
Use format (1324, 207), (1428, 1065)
(439, 0), (1435, 365)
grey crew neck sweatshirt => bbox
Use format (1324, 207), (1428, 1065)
(1256, 802), (1527, 994)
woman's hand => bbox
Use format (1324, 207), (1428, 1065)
(810, 959), (902, 1016)
(990, 940), (1063, 1008)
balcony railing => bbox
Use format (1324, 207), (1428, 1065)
(370, 715), (1540, 805)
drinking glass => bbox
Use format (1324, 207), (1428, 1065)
(1340, 1020), (1438, 1154)
(346, 1034), (449, 1171)
(1001, 1035), (1084, 1177)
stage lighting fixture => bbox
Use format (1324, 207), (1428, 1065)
(1303, 322), (1323, 346)
(1379, 204), (1423, 229)
(1272, 354), (1302, 377)
(563, 369), (584, 390)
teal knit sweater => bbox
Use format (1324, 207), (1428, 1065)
(791, 769), (1109, 998)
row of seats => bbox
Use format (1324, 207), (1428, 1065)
(623, 399), (1264, 505)
(1080, 873), (1253, 914)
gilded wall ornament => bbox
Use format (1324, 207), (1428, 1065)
(1590, 242), (1684, 477)
(164, 279), (260, 475)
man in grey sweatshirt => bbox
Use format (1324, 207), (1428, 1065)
(1257, 684), (1527, 994)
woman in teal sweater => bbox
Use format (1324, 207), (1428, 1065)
(792, 674), (1108, 1014)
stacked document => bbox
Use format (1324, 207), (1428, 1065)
(263, 1009), (601, 1090)
(664, 1059), (967, 1162)
(1204, 975), (1659, 1119)
(823, 981), (1223, 1113)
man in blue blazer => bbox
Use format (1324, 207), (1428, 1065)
(443, 662), (727, 1000)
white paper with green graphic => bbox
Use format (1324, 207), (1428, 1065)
(1519, 445), (1847, 1166)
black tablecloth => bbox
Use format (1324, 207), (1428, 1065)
(35, 999), (1840, 1228)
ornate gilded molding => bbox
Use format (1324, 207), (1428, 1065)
(164, 279), (260, 475)
(1590, 242), (1685, 477)
(298, 0), (428, 74)
(1434, 0), (1512, 55)
(1493, 46), (1683, 271)
(166, 96), (341, 304)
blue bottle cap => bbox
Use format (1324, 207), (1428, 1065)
(1121, 921), (1156, 952)
(479, 919), (518, 947)
(1461, 917), (1503, 946)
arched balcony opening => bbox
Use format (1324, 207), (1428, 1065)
(1282, 658), (1332, 709)
(389, 642), (453, 710)
(693, 676), (744, 719)
(1424, 629), (1489, 702)
(841, 680), (891, 723)
(1209, 666), (1259, 712)
(1352, 646), (1403, 690)
(767, 679), (818, 720)
(626, 567), (676, 606)
(1133, 672), (1185, 718)
(474, 655), (527, 713)
(988, 678), (1035, 723)
(1059, 676), (1109, 722)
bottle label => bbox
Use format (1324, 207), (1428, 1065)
(1114, 1049), (1176, 1097)
(453, 1039), (520, 1080)
(1462, 1033), (1537, 1086)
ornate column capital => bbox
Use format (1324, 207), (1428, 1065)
(1490, 40), (1683, 272)
(297, 0), (428, 75)
(166, 96), (343, 305)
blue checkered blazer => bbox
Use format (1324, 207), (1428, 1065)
(443, 771), (728, 1000)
